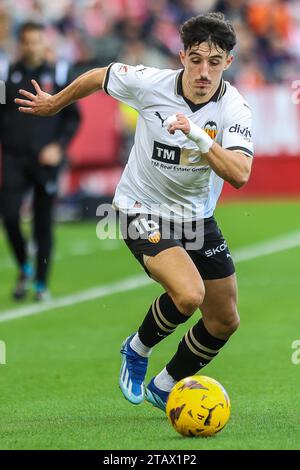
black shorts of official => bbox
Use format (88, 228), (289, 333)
(120, 213), (235, 280)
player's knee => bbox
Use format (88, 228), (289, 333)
(210, 310), (240, 338)
(173, 287), (205, 316)
(223, 312), (240, 335)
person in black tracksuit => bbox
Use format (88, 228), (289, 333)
(0, 22), (81, 301)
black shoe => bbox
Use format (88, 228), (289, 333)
(34, 290), (51, 302)
(12, 273), (30, 300)
(34, 282), (51, 302)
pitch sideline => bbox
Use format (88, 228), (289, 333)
(1, 230), (300, 323)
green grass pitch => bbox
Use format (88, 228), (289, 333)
(0, 200), (300, 450)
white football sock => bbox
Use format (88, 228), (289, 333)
(130, 333), (153, 358)
(154, 367), (177, 392)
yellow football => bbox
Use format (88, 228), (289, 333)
(166, 375), (230, 437)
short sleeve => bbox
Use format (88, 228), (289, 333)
(103, 62), (151, 111)
(222, 99), (254, 158)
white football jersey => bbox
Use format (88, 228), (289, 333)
(104, 63), (254, 221)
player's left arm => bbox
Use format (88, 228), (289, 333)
(196, 141), (252, 189)
(167, 113), (252, 189)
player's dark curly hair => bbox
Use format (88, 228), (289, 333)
(180, 12), (236, 53)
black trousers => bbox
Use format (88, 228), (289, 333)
(0, 152), (59, 284)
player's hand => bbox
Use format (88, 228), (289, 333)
(15, 80), (57, 116)
(167, 113), (191, 135)
(39, 143), (63, 166)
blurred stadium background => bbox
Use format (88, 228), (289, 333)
(1, 0), (300, 215)
(1, 0), (300, 451)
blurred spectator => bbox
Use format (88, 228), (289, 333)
(0, 9), (11, 79)
(0, 21), (81, 301)
(247, 0), (291, 39)
(0, 0), (299, 83)
(118, 39), (172, 69)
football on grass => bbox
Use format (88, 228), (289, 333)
(166, 375), (230, 437)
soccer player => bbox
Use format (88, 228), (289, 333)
(1, 22), (80, 301)
(15, 13), (253, 409)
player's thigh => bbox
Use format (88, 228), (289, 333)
(200, 274), (239, 336)
(145, 245), (204, 295)
(187, 217), (235, 282)
(121, 213), (205, 313)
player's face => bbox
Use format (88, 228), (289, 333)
(20, 30), (46, 67)
(180, 42), (233, 99)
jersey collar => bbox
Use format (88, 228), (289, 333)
(175, 69), (226, 112)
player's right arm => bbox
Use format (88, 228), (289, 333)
(15, 67), (107, 116)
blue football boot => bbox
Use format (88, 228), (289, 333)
(119, 335), (148, 405)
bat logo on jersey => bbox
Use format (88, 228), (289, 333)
(148, 230), (161, 244)
(154, 112), (167, 127)
(203, 121), (218, 139)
